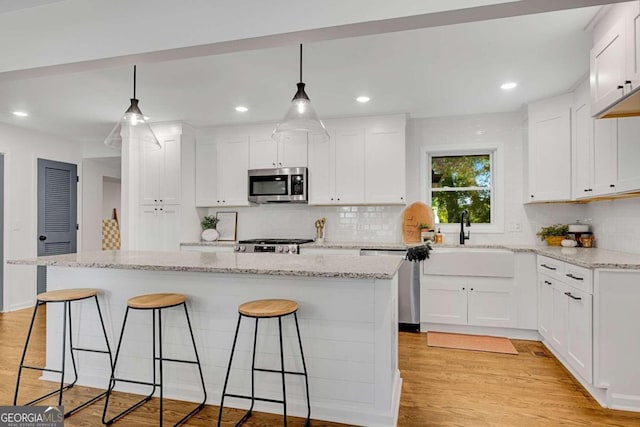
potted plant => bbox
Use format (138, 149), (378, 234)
(200, 215), (220, 242)
(418, 222), (434, 242)
(536, 224), (569, 246)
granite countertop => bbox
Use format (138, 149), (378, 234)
(8, 250), (404, 280)
(180, 241), (237, 247)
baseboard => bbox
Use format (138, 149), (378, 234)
(8, 300), (34, 312)
(421, 323), (542, 340)
(607, 392), (640, 412)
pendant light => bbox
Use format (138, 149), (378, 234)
(104, 65), (161, 150)
(272, 44), (329, 143)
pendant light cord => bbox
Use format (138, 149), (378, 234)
(299, 44), (303, 83)
(133, 65), (137, 99)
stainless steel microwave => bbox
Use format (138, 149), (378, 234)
(248, 167), (308, 203)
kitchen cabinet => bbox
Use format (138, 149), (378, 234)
(180, 244), (235, 253)
(249, 132), (307, 169)
(138, 205), (181, 251)
(195, 136), (250, 207)
(140, 136), (182, 205)
(526, 94), (572, 202)
(592, 118), (618, 196)
(364, 127), (406, 204)
(572, 82), (593, 199)
(590, 17), (628, 115)
(616, 116), (640, 193)
(421, 276), (516, 328)
(536, 255), (593, 384)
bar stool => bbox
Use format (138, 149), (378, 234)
(218, 299), (310, 427)
(14, 288), (113, 417)
(102, 293), (206, 426)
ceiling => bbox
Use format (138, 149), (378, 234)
(0, 0), (63, 14)
(0, 5), (600, 145)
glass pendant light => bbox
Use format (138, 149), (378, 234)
(272, 44), (329, 143)
(104, 65), (161, 150)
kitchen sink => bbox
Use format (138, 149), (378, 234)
(423, 247), (514, 277)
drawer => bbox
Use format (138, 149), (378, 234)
(563, 263), (593, 294)
(537, 255), (565, 278)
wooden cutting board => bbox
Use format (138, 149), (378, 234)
(402, 202), (435, 243)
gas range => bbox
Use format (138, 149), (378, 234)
(234, 238), (314, 254)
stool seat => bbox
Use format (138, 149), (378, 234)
(38, 288), (98, 302)
(239, 299), (298, 317)
(127, 293), (186, 309)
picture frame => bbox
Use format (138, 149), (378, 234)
(216, 211), (238, 241)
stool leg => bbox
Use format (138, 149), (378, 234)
(217, 314), (243, 427)
(65, 302), (79, 389)
(94, 295), (114, 370)
(278, 316), (287, 427)
(157, 308), (164, 426)
(13, 301), (41, 405)
(182, 302), (207, 412)
(249, 317), (259, 415)
(57, 301), (69, 406)
(294, 312), (311, 425)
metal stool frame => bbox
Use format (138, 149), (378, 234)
(101, 300), (206, 426)
(14, 294), (113, 417)
(217, 310), (310, 427)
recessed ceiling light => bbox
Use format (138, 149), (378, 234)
(235, 106), (248, 113)
(356, 96), (371, 103)
(501, 82), (518, 90)
(13, 111), (28, 117)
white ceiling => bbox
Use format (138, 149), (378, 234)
(0, 5), (599, 145)
(0, 0), (63, 14)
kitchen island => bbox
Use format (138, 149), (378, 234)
(10, 251), (403, 427)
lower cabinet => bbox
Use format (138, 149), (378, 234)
(537, 256), (593, 384)
(180, 244), (234, 253)
(421, 276), (516, 328)
(138, 205), (181, 251)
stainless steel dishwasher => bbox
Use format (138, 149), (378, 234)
(360, 249), (420, 332)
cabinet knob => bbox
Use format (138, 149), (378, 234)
(217, 200), (220, 203)
(278, 162), (282, 166)
(154, 199), (157, 202)
(625, 80), (632, 85)
(610, 184), (615, 188)
(400, 197), (404, 200)
(330, 198), (334, 201)
(530, 195), (534, 198)
(470, 288), (474, 291)
(462, 287), (465, 290)
(160, 199), (163, 202)
(618, 85), (624, 89)
(272, 162), (276, 166)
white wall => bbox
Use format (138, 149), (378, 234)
(81, 158), (121, 252)
(103, 178), (121, 220)
(0, 122), (83, 311)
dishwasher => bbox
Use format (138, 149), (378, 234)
(360, 248), (421, 332)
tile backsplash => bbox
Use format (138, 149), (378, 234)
(586, 197), (640, 254)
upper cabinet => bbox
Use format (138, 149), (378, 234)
(616, 116), (640, 192)
(249, 129), (307, 169)
(364, 127), (406, 204)
(526, 94), (572, 203)
(572, 81), (594, 200)
(590, 2), (640, 116)
(140, 135), (182, 205)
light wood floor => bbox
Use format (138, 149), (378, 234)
(2, 307), (640, 426)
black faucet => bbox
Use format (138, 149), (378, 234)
(459, 210), (471, 245)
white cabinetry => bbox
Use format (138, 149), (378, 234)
(138, 205), (181, 251)
(364, 127), (406, 204)
(572, 81), (594, 199)
(616, 116), (640, 192)
(537, 255), (593, 384)
(140, 136), (182, 205)
(334, 128), (365, 204)
(195, 135), (250, 207)
(527, 94), (572, 202)
(592, 119), (618, 195)
(249, 131), (307, 169)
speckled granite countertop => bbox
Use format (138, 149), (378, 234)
(8, 250), (404, 279)
(180, 241), (237, 247)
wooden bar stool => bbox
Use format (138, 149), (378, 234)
(102, 293), (206, 426)
(14, 288), (113, 417)
(218, 299), (310, 427)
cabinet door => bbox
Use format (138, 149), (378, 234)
(591, 19), (627, 115)
(278, 133), (308, 167)
(538, 275), (554, 341)
(249, 134), (278, 169)
(307, 131), (335, 204)
(365, 128), (406, 204)
(160, 205), (181, 251)
(420, 278), (467, 325)
(137, 206), (161, 250)
(551, 282), (568, 354)
(160, 137), (181, 204)
(334, 128), (365, 204)
(195, 141), (219, 207)
(140, 143), (163, 204)
(572, 93), (593, 199)
(467, 281), (516, 328)
(592, 118), (618, 196)
(616, 117), (640, 193)
(218, 136), (250, 206)
(528, 99), (572, 202)
(627, 1), (640, 90)
(566, 287), (593, 384)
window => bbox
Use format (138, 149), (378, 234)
(430, 154), (492, 224)
(424, 142), (503, 233)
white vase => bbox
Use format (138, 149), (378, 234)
(201, 229), (220, 242)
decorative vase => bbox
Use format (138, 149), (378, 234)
(201, 228), (220, 242)
(545, 236), (564, 246)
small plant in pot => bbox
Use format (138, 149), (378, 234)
(200, 215), (220, 242)
(536, 224), (569, 246)
(418, 222), (434, 242)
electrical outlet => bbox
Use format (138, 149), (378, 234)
(508, 221), (522, 232)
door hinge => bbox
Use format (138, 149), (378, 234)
(76, 224), (79, 230)
(76, 176), (79, 183)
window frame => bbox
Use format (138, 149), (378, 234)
(422, 142), (504, 234)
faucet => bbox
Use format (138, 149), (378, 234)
(459, 210), (471, 245)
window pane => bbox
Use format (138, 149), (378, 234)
(431, 155), (491, 188)
(431, 190), (491, 224)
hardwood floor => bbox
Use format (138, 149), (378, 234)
(2, 307), (640, 426)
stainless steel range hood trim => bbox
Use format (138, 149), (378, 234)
(596, 86), (640, 118)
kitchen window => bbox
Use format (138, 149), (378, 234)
(424, 143), (504, 233)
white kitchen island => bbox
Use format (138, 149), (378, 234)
(10, 251), (403, 427)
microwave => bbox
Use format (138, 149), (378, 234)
(248, 167), (308, 203)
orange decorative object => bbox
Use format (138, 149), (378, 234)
(402, 202), (435, 244)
